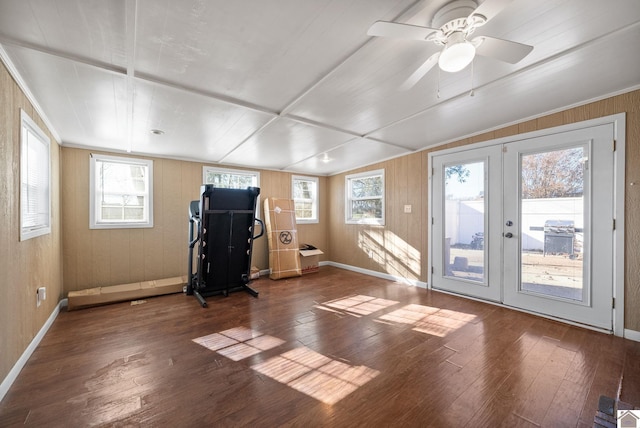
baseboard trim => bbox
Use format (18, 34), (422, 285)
(0, 300), (64, 403)
(624, 329), (640, 342)
(324, 261), (427, 288)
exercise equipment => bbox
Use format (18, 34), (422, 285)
(187, 185), (264, 307)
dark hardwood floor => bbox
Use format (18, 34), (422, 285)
(1, 266), (639, 427)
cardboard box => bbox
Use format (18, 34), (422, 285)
(264, 198), (302, 279)
(67, 276), (187, 310)
(250, 266), (260, 280)
(299, 249), (323, 274)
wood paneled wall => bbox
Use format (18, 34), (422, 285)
(61, 148), (328, 292)
(0, 61), (63, 383)
(328, 89), (640, 331)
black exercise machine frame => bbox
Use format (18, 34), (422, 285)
(186, 185), (264, 308)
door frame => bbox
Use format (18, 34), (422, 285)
(427, 113), (626, 336)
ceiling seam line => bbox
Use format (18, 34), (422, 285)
(218, 111), (414, 167)
(278, 0), (426, 116)
(288, 115), (414, 150)
(216, 116), (282, 164)
(0, 34), (127, 75)
(284, 114), (415, 150)
(0, 34), (282, 119)
(363, 19), (640, 138)
(280, 137), (360, 171)
(133, 72), (281, 117)
(125, 0), (138, 153)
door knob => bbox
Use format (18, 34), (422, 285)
(504, 232), (513, 238)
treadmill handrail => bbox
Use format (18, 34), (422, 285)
(253, 218), (265, 240)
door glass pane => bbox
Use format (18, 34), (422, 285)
(520, 146), (585, 301)
(444, 161), (485, 283)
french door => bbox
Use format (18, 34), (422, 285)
(431, 124), (615, 330)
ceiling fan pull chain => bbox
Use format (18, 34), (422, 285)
(469, 58), (475, 97)
(437, 67), (441, 99)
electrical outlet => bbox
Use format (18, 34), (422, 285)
(37, 286), (46, 307)
(404, 204), (412, 214)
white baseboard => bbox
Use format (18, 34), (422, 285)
(624, 328), (640, 342)
(0, 300), (64, 403)
(324, 261), (427, 288)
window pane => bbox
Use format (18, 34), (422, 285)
(351, 199), (382, 219)
(295, 201), (313, 219)
(124, 207), (144, 220)
(520, 146), (585, 301)
(101, 163), (146, 194)
(101, 207), (122, 220)
(208, 172), (256, 189)
(345, 170), (384, 224)
(351, 175), (382, 198)
(91, 155), (153, 228)
(294, 180), (313, 199)
(97, 160), (149, 223)
(123, 195), (144, 207)
(444, 161), (485, 283)
(292, 176), (318, 222)
(20, 111), (51, 240)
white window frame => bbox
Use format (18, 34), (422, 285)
(90, 154), (154, 229)
(345, 169), (385, 225)
(292, 175), (319, 224)
(20, 110), (51, 241)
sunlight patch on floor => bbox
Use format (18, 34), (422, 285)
(192, 327), (285, 361)
(194, 327), (379, 405)
(251, 347), (379, 405)
(314, 294), (399, 317)
(379, 304), (477, 337)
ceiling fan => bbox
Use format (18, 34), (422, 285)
(367, 0), (533, 89)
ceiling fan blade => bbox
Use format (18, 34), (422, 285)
(400, 52), (440, 91)
(468, 0), (515, 23)
(367, 21), (438, 41)
(473, 36), (533, 64)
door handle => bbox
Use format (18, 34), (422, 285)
(504, 232), (513, 238)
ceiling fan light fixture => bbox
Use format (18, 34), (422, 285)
(438, 32), (476, 73)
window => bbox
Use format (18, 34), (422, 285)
(90, 154), (153, 229)
(203, 166), (260, 189)
(345, 169), (385, 225)
(20, 110), (51, 241)
(203, 166), (261, 216)
(292, 175), (318, 224)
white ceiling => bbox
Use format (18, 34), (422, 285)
(1, 0), (639, 175)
